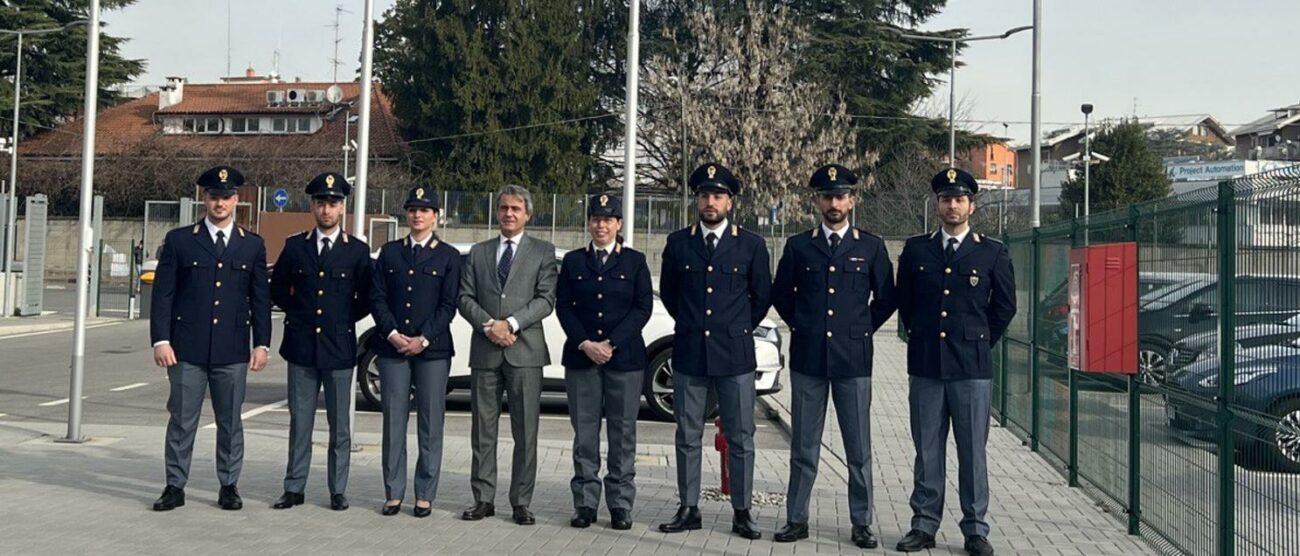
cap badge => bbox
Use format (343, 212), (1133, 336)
(325, 175), (335, 189)
(707, 165), (717, 179)
(599, 194), (609, 207)
(828, 167), (838, 181)
(947, 168), (957, 183)
(218, 168), (229, 183)
(416, 188), (425, 200)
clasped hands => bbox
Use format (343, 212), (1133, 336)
(482, 319), (517, 348)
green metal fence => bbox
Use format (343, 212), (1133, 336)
(995, 167), (1300, 556)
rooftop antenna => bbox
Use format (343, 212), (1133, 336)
(330, 4), (353, 83)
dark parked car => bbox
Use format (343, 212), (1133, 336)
(1165, 343), (1300, 473)
(1168, 313), (1300, 371)
(1136, 274), (1300, 385)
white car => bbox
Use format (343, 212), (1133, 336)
(353, 243), (784, 421)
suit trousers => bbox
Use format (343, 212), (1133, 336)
(907, 376), (992, 537)
(164, 361), (248, 488)
(283, 363), (353, 495)
(785, 372), (874, 526)
(564, 367), (643, 512)
(470, 364), (542, 506)
(378, 357), (450, 501)
(672, 372), (756, 510)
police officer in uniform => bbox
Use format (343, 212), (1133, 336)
(657, 163), (772, 540)
(771, 164), (897, 547)
(269, 172), (371, 512)
(894, 168), (1016, 556)
(150, 165), (271, 511)
(556, 194), (653, 530)
(370, 186), (462, 518)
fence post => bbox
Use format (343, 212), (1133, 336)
(1029, 227), (1041, 452)
(1127, 204), (1142, 535)
(1068, 219), (1080, 487)
(1215, 181), (1236, 556)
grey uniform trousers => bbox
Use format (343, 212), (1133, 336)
(164, 361), (248, 488)
(470, 364), (543, 507)
(672, 372), (756, 510)
(378, 357), (451, 501)
(785, 372), (874, 526)
(283, 363), (353, 495)
(908, 376), (992, 537)
(564, 367), (643, 512)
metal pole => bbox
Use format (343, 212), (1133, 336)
(1083, 111), (1091, 245)
(1030, 0), (1042, 227)
(2, 32), (21, 318)
(680, 78), (688, 229)
(949, 39), (956, 165)
(622, 0), (640, 247)
(550, 192), (557, 245)
(348, 0), (377, 449)
(342, 109), (351, 178)
(63, 0), (100, 443)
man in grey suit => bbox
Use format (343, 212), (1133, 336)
(458, 184), (558, 526)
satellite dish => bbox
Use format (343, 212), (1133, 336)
(325, 84), (344, 104)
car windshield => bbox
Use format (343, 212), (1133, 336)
(1140, 280), (1214, 311)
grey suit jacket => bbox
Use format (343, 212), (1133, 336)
(458, 234), (558, 369)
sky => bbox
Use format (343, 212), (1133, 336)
(106, 0), (1297, 145)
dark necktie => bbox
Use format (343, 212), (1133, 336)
(946, 237), (959, 260)
(412, 242), (422, 260)
(596, 248), (609, 269)
(705, 233), (717, 257)
(320, 237), (332, 259)
(828, 233), (841, 254)
(215, 230), (226, 258)
(498, 239), (514, 286)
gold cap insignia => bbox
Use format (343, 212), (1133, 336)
(416, 187), (425, 200)
(707, 165), (717, 179)
(947, 168), (957, 183)
(325, 175), (335, 189)
(218, 168), (229, 183)
(828, 167), (838, 181)
(599, 194), (609, 207)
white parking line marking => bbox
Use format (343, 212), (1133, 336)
(0, 321), (120, 341)
(110, 382), (149, 392)
(38, 397), (87, 407)
(203, 399), (287, 430)
(0, 413), (7, 418)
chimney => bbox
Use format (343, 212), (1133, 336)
(159, 76), (186, 109)
(245, 64), (256, 78)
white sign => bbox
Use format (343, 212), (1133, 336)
(110, 253), (129, 277)
(1164, 161), (1247, 182)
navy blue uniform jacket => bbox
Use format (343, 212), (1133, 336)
(150, 222), (272, 366)
(556, 243), (653, 371)
(368, 237), (461, 361)
(659, 223), (772, 377)
(772, 227), (897, 378)
(270, 230), (372, 370)
(896, 231), (1016, 381)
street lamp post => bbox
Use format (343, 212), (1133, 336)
(888, 25), (1032, 165)
(0, 20), (89, 318)
(1081, 103), (1093, 223)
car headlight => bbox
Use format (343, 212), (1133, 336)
(754, 324), (781, 348)
(1197, 366), (1277, 388)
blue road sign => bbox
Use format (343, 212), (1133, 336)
(272, 188), (289, 209)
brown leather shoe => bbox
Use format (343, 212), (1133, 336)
(461, 502), (495, 521)
(512, 505), (536, 525)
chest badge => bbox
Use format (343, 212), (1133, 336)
(969, 276), (980, 287)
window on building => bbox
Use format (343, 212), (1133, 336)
(230, 117), (262, 134)
(182, 117), (222, 134)
(272, 118), (286, 132)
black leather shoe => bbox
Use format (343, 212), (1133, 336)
(413, 502), (432, 518)
(272, 491), (304, 509)
(512, 505), (536, 525)
(657, 505), (702, 533)
(217, 485), (242, 510)
(965, 535), (995, 556)
(896, 529), (937, 552)
(852, 525), (879, 549)
(461, 502), (494, 520)
(330, 494), (349, 511)
(381, 501), (402, 516)
(732, 509), (762, 540)
(152, 485), (185, 511)
(570, 507), (597, 528)
(773, 522), (808, 543)
(609, 508), (632, 530)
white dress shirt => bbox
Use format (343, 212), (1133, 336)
(592, 240), (615, 265)
(494, 231), (525, 333)
(821, 222), (848, 248)
(941, 227), (971, 252)
(316, 228), (341, 254)
(700, 218), (729, 247)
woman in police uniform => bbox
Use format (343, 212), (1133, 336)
(369, 186), (462, 517)
(555, 194), (653, 530)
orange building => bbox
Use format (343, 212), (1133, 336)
(960, 137), (1017, 188)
